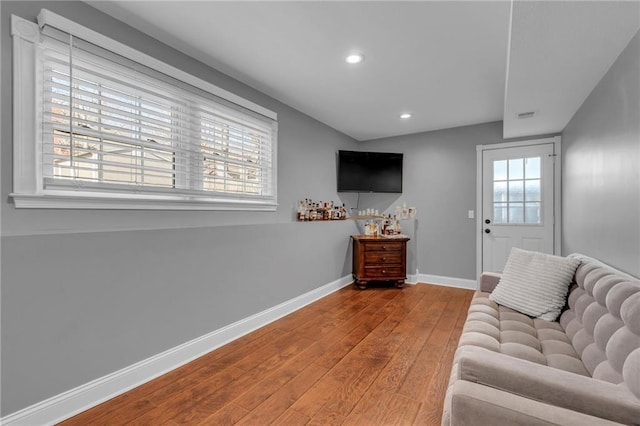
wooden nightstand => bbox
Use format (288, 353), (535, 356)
(351, 235), (410, 290)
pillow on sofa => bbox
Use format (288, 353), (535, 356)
(489, 248), (581, 321)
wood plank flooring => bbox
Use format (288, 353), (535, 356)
(59, 283), (473, 426)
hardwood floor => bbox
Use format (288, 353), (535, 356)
(59, 283), (473, 426)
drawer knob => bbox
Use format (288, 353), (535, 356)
(382, 269), (386, 274)
(382, 257), (386, 261)
(382, 245), (386, 250)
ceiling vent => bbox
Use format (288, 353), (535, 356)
(517, 111), (536, 119)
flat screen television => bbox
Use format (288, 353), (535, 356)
(337, 150), (403, 193)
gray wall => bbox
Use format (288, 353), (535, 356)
(2, 221), (354, 415)
(1, 1), (358, 415)
(562, 30), (640, 277)
(360, 121), (504, 280)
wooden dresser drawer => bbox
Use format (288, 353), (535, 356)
(364, 251), (402, 265)
(361, 241), (404, 252)
(362, 266), (404, 278)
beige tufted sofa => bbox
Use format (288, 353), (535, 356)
(442, 254), (640, 425)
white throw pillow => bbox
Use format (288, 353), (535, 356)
(489, 248), (581, 321)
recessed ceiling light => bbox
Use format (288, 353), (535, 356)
(345, 53), (364, 64)
(400, 113), (412, 119)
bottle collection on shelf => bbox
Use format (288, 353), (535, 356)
(395, 203), (417, 220)
(363, 215), (402, 237)
(361, 204), (416, 237)
(297, 199), (348, 221)
(296, 200), (417, 236)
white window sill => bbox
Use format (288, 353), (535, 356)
(10, 192), (278, 211)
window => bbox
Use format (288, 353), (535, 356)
(11, 10), (277, 210)
(492, 157), (542, 224)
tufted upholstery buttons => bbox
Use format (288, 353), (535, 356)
(445, 254), (640, 426)
(623, 348), (640, 399)
(606, 328), (640, 373)
(456, 257), (640, 400)
(583, 269), (609, 295)
(564, 269), (640, 399)
(582, 302), (608, 335)
(606, 282), (640, 319)
(592, 275), (625, 305)
(458, 295), (587, 373)
(621, 292), (640, 335)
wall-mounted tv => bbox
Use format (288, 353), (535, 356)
(337, 150), (403, 193)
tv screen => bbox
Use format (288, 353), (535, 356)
(337, 150), (403, 193)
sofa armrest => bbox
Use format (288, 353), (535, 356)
(448, 380), (622, 426)
(456, 346), (640, 425)
(479, 272), (501, 293)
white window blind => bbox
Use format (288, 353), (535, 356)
(11, 10), (277, 210)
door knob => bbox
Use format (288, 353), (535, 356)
(484, 229), (491, 234)
(485, 219), (491, 224)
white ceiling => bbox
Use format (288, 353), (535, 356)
(88, 1), (640, 141)
(504, 1), (640, 139)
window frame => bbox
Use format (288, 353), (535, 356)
(11, 10), (278, 211)
(491, 156), (543, 225)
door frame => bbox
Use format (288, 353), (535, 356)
(475, 136), (562, 279)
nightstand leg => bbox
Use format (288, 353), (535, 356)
(395, 280), (405, 289)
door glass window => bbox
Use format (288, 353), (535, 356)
(493, 157), (542, 224)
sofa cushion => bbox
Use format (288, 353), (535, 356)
(459, 292), (590, 376)
(444, 254), (640, 425)
(489, 248), (581, 321)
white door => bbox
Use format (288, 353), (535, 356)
(480, 140), (558, 273)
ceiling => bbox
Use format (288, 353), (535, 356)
(88, 1), (640, 141)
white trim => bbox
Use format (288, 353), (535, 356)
(11, 15), (40, 196)
(477, 137), (559, 151)
(476, 143), (484, 282)
(417, 274), (477, 290)
(475, 136), (562, 278)
(36, 9), (276, 121)
(0, 275), (353, 426)
(552, 139), (562, 256)
(10, 193), (278, 211)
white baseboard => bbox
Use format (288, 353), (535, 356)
(1, 275), (354, 426)
(417, 273), (477, 290)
